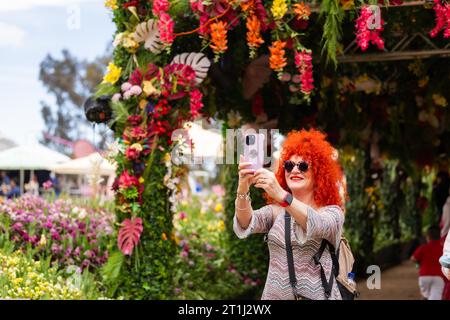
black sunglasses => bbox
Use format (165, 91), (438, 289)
(284, 160), (309, 173)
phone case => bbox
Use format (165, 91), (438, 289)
(244, 133), (265, 170)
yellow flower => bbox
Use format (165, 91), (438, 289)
(122, 33), (139, 53)
(418, 76), (429, 88)
(432, 94), (448, 107)
(162, 233), (168, 241)
(139, 177), (145, 184)
(103, 62), (122, 85)
(217, 220), (225, 232)
(139, 99), (148, 109)
(214, 203), (223, 212)
(164, 153), (171, 163)
(271, 0), (288, 20)
(38, 234), (47, 247)
(104, 0), (118, 10)
(142, 81), (159, 96)
(131, 143), (143, 152)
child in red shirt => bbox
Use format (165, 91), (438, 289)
(411, 226), (445, 300)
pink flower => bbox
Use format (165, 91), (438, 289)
(189, 89), (204, 118)
(152, 0), (170, 17)
(158, 13), (175, 45)
(178, 211), (186, 220)
(112, 93), (122, 102)
(294, 50), (314, 94)
(130, 85), (142, 95)
(43, 180), (53, 190)
(355, 6), (385, 51)
(129, 126), (147, 140)
(121, 82), (132, 92)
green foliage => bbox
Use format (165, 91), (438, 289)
(320, 0), (344, 69)
(173, 195), (249, 299)
(100, 250), (125, 296)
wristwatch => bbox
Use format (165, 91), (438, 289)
(280, 192), (293, 207)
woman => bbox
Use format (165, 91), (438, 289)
(234, 128), (345, 300)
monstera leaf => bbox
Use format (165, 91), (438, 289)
(133, 19), (163, 54)
(118, 217), (143, 256)
(171, 52), (211, 85)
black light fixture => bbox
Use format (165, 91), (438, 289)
(84, 95), (112, 124)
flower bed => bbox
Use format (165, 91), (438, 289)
(0, 196), (115, 271)
(0, 250), (84, 299)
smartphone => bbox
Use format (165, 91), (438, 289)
(440, 255), (450, 269)
(243, 132), (265, 171)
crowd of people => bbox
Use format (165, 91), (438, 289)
(0, 170), (61, 199)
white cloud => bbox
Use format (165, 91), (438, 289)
(0, 0), (99, 12)
(0, 22), (26, 47)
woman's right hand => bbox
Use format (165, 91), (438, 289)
(237, 154), (255, 194)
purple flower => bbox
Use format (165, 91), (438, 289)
(51, 231), (61, 241)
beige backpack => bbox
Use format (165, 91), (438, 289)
(313, 236), (359, 299)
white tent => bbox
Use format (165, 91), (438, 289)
(0, 144), (70, 193)
(180, 122), (223, 158)
(51, 152), (116, 176)
(0, 131), (17, 152)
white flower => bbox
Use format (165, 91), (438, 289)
(78, 209), (87, 220)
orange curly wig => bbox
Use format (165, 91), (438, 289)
(275, 128), (345, 208)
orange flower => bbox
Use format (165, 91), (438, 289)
(210, 21), (228, 54)
(293, 2), (311, 20)
(241, 0), (255, 13)
(246, 15), (264, 50)
(269, 40), (287, 71)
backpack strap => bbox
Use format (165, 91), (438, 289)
(284, 212), (300, 300)
(313, 239), (339, 299)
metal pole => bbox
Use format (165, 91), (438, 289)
(20, 169), (24, 195)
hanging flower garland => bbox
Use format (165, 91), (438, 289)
(429, 0), (450, 38)
(355, 5), (385, 51)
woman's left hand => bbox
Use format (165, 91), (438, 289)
(253, 169), (286, 203)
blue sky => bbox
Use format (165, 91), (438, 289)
(0, 0), (115, 146)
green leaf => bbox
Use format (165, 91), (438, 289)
(101, 250), (124, 285)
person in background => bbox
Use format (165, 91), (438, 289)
(49, 172), (61, 197)
(6, 180), (21, 199)
(411, 226), (445, 300)
(0, 171), (10, 186)
(25, 174), (39, 196)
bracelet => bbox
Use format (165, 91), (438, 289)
(236, 192), (251, 202)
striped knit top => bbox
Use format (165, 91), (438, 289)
(233, 204), (344, 300)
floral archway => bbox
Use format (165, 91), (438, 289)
(87, 0), (450, 298)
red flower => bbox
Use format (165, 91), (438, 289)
(125, 147), (141, 160)
(190, 89), (204, 118)
(129, 64), (159, 86)
(152, 0), (170, 17)
(129, 126), (147, 140)
(127, 115), (143, 126)
(118, 170), (139, 189)
(159, 12), (175, 45)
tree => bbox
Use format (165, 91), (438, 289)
(39, 49), (112, 154)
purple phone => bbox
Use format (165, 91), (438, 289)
(243, 133), (265, 171)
